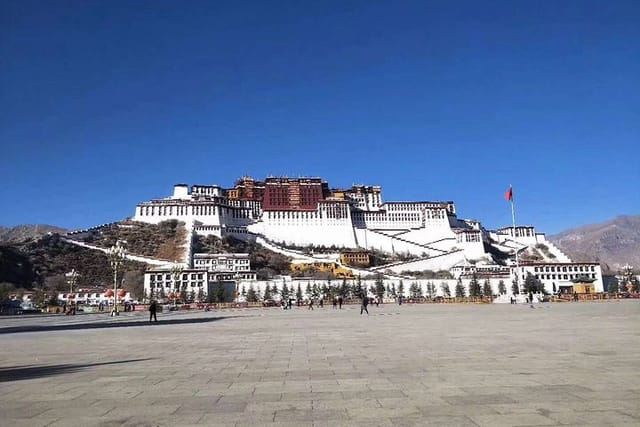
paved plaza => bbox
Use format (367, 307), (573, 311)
(1, 301), (639, 427)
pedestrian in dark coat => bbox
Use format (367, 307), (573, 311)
(360, 293), (369, 315)
(149, 300), (158, 323)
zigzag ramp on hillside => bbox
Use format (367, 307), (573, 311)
(61, 237), (175, 266)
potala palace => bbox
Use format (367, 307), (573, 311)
(132, 176), (603, 300)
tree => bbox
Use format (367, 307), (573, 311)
(426, 281), (436, 298)
(280, 283), (289, 300)
(498, 280), (506, 295)
(440, 282), (451, 297)
(374, 274), (385, 300)
(511, 280), (520, 295)
(305, 283), (312, 298)
(482, 279), (492, 298)
(340, 278), (348, 297)
(391, 283), (397, 297)
(271, 284), (279, 298)
(355, 275), (363, 297)
(398, 280), (405, 297)
(455, 279), (466, 298)
(468, 274), (481, 297)
(246, 284), (258, 302)
(296, 284), (303, 302)
(215, 278), (226, 303)
(523, 273), (542, 293)
(263, 284), (272, 301)
(122, 270), (145, 300)
(607, 278), (619, 294)
(197, 288), (205, 303)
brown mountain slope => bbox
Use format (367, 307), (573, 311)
(549, 215), (640, 272)
(0, 225), (67, 244)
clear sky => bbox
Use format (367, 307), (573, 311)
(1, 0), (638, 234)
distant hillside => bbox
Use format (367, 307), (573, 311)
(72, 219), (187, 261)
(549, 215), (640, 272)
(0, 224), (67, 244)
(1, 234), (147, 291)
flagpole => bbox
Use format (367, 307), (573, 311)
(509, 185), (519, 292)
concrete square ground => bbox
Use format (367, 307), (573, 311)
(1, 300), (639, 426)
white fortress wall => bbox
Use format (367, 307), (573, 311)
(256, 206), (356, 248)
(134, 202), (223, 226)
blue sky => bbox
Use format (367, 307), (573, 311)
(1, 0), (638, 234)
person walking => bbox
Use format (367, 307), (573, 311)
(332, 297), (337, 309)
(360, 293), (369, 315)
(528, 291), (534, 308)
(308, 299), (314, 310)
(149, 300), (158, 323)
(338, 296), (343, 309)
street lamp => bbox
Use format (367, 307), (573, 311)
(108, 240), (127, 316)
(171, 262), (184, 307)
(65, 269), (79, 313)
(66, 268), (78, 296)
(233, 272), (241, 305)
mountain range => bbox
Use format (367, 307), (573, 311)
(549, 215), (640, 273)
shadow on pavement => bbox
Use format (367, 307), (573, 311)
(0, 358), (154, 382)
(0, 315), (232, 335)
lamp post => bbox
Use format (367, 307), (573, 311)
(233, 272), (240, 305)
(108, 240), (127, 316)
(171, 262), (184, 307)
(65, 269), (79, 314)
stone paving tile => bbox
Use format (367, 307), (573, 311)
(547, 409), (640, 425)
(469, 412), (558, 426)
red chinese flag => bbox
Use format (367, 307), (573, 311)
(504, 186), (513, 201)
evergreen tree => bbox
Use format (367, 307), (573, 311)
(455, 279), (466, 298)
(215, 278), (226, 303)
(281, 283), (289, 300)
(197, 288), (205, 303)
(263, 284), (272, 300)
(398, 280), (405, 297)
(498, 280), (506, 295)
(321, 283), (328, 299)
(391, 283), (397, 297)
(355, 275), (363, 297)
(468, 273), (481, 297)
(296, 284), (303, 302)
(312, 283), (319, 298)
(305, 283), (312, 298)
(340, 278), (348, 297)
(241, 285), (246, 296)
(440, 282), (451, 297)
(374, 273), (385, 300)
(271, 284), (279, 297)
(482, 279), (492, 298)
(385, 284), (391, 297)
(409, 283), (418, 298)
(246, 285), (258, 302)
(426, 281), (436, 298)
(523, 273), (542, 293)
(511, 280), (520, 295)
